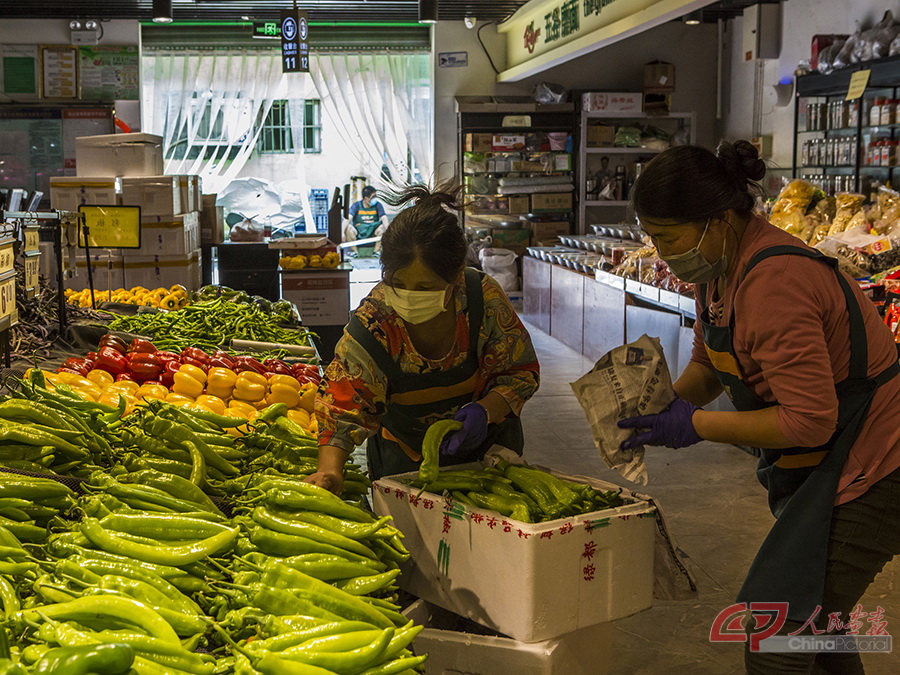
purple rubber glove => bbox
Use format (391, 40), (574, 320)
(440, 403), (490, 456)
(617, 398), (702, 450)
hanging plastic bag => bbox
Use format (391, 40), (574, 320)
(479, 247), (519, 292)
(533, 82), (568, 104)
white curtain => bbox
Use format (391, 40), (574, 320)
(142, 50), (432, 195)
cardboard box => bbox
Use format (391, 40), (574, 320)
(531, 193), (574, 213)
(200, 194), (227, 245)
(465, 133), (493, 153)
(644, 61), (675, 93)
(123, 212), (200, 258)
(173, 175), (201, 214)
(507, 196), (530, 214)
(76, 133), (164, 177)
(490, 228), (530, 256)
(581, 92), (643, 113)
(403, 600), (612, 675)
(69, 252), (125, 291)
(50, 177), (121, 212)
(191, 176), (202, 211)
(587, 125), (616, 147)
(492, 135), (526, 152)
(120, 176), (181, 217)
(528, 220), (571, 241)
(123, 249), (202, 291)
(374, 461), (656, 643)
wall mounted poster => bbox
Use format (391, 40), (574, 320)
(41, 45), (78, 99)
(79, 45), (139, 100)
(0, 45), (39, 100)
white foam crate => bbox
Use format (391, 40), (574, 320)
(374, 462), (656, 643)
(403, 599), (612, 675)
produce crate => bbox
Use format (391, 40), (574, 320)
(373, 462), (656, 643)
(403, 599), (611, 675)
(123, 249), (202, 291)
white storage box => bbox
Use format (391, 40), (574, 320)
(582, 92), (643, 114)
(69, 252), (125, 291)
(121, 176), (182, 217)
(173, 175), (198, 214)
(76, 133), (164, 177)
(123, 248), (201, 291)
(200, 195), (226, 245)
(123, 213), (200, 258)
(49, 177), (121, 212)
(373, 462), (656, 643)
(403, 600), (611, 675)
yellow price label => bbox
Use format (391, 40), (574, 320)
(846, 70), (871, 101)
(24, 252), (40, 292)
(0, 273), (16, 327)
(23, 228), (39, 252)
(77, 205), (142, 249)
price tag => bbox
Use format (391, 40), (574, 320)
(77, 205), (142, 249)
(24, 251), (40, 296)
(866, 237), (893, 255)
(0, 272), (17, 329)
(846, 70), (871, 100)
(23, 228), (39, 252)
(0, 240), (15, 275)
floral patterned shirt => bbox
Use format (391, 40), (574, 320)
(316, 273), (541, 452)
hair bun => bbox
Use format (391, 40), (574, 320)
(716, 139), (766, 186)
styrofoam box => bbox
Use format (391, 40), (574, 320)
(173, 175), (195, 214)
(581, 92), (643, 113)
(123, 248), (202, 291)
(403, 600), (611, 675)
(68, 252), (125, 291)
(373, 462), (656, 643)
(200, 195), (226, 245)
(123, 213), (200, 258)
(49, 177), (121, 212)
(76, 133), (164, 177)
(121, 176), (182, 217)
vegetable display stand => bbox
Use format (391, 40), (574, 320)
(373, 462), (656, 643)
(403, 599), (612, 675)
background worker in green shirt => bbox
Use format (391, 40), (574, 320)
(342, 186), (390, 254)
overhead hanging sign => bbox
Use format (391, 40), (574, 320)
(252, 21), (281, 39)
(498, 0), (717, 82)
(280, 10), (310, 73)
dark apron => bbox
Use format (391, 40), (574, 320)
(346, 267), (524, 481)
(352, 207), (381, 253)
(699, 245), (900, 622)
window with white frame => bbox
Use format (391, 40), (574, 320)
(258, 99), (322, 154)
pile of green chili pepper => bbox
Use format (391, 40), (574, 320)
(408, 459), (628, 524)
(105, 298), (316, 354)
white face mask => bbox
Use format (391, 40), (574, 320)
(383, 286), (448, 324)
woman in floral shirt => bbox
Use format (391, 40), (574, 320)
(307, 184), (540, 494)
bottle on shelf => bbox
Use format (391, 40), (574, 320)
(614, 166), (627, 201)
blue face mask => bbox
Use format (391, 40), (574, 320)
(658, 218), (728, 284)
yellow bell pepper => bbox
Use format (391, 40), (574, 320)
(166, 392), (195, 405)
(160, 294), (180, 311)
(233, 371), (267, 403)
(87, 369), (114, 388)
(106, 380), (140, 396)
(196, 395), (227, 416)
(178, 363), (207, 384)
(136, 383), (168, 401)
(206, 368), (237, 400)
(267, 383), (300, 408)
(269, 374), (301, 391)
(173, 371), (204, 399)
(298, 383), (316, 413)
(227, 400), (257, 416)
(184, 402), (216, 414)
(100, 390), (135, 410)
(287, 409), (311, 427)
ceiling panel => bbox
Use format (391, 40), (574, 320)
(0, 1), (530, 23)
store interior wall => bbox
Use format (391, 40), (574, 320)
(721, 0), (894, 174)
(0, 19), (142, 131)
(432, 21), (719, 179)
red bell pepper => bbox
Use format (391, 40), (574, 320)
(86, 352), (97, 362)
(263, 358), (293, 376)
(155, 351), (181, 365)
(116, 373), (135, 382)
(127, 352), (163, 382)
(62, 357), (94, 376)
(181, 347), (210, 365)
(161, 360), (181, 387)
(98, 334), (128, 355)
(57, 367), (86, 378)
(96, 346), (128, 375)
(233, 356), (267, 375)
(292, 363), (321, 383)
(208, 355), (235, 369)
(181, 357), (209, 371)
(129, 338), (158, 354)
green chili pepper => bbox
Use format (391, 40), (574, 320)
(251, 507), (376, 559)
(31, 643), (135, 675)
(250, 585), (346, 623)
(259, 485), (375, 523)
(419, 419), (463, 484)
(0, 576), (19, 620)
(335, 570), (401, 596)
(0, 474), (73, 502)
(248, 622), (375, 653)
(80, 517), (238, 566)
(248, 526), (375, 566)
(121, 469), (223, 516)
(358, 654), (428, 675)
(282, 627), (394, 672)
(279, 554), (386, 580)
(287, 512), (392, 541)
(99, 513), (232, 541)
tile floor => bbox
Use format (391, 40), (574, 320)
(520, 322), (900, 674)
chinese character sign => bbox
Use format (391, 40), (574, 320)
(281, 10), (310, 73)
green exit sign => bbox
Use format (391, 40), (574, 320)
(252, 21), (281, 39)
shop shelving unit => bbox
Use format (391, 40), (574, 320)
(793, 55), (900, 196)
(456, 97), (576, 231)
(577, 111), (695, 235)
